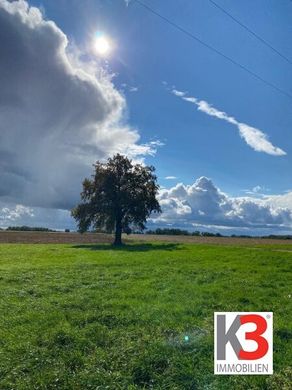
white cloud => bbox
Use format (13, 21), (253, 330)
(253, 185), (263, 193)
(0, 0), (158, 211)
(243, 185), (269, 196)
(172, 89), (286, 156)
(0, 204), (34, 222)
(0, 201), (73, 230)
(165, 176), (177, 180)
(151, 177), (292, 232)
(237, 123), (285, 156)
(172, 89), (186, 97)
(3, 178), (292, 233)
(265, 192), (292, 211)
(121, 83), (139, 93)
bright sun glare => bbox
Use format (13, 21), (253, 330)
(94, 36), (111, 56)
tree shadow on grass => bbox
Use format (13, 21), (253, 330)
(71, 243), (182, 252)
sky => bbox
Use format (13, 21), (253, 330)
(0, 0), (292, 235)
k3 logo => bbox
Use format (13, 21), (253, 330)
(214, 312), (273, 375)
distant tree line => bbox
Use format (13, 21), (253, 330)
(146, 228), (292, 239)
(146, 228), (223, 237)
(1, 226), (291, 240)
(5, 226), (56, 232)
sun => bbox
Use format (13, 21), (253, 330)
(94, 36), (111, 56)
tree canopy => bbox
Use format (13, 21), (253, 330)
(72, 154), (161, 245)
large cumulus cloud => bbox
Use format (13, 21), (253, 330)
(2, 176), (292, 233)
(153, 177), (292, 232)
(0, 0), (155, 210)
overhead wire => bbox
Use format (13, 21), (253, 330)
(133, 0), (292, 101)
(208, 0), (292, 66)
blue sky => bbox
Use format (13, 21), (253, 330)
(28, 0), (292, 195)
(1, 0), (292, 234)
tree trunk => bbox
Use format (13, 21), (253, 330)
(113, 218), (122, 246)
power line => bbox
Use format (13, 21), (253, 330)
(208, 0), (292, 66)
(133, 0), (292, 102)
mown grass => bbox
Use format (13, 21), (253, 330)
(0, 243), (291, 389)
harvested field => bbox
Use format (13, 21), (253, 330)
(0, 231), (113, 244)
(1, 230), (292, 246)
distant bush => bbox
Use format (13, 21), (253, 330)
(263, 234), (292, 240)
(146, 228), (190, 236)
(201, 231), (222, 237)
(65, 229), (70, 233)
(231, 234), (252, 238)
(6, 226), (55, 232)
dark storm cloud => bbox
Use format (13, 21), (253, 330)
(0, 0), (154, 210)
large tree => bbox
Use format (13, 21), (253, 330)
(72, 154), (161, 245)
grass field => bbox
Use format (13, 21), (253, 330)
(0, 242), (291, 389)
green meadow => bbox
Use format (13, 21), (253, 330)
(0, 243), (291, 389)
